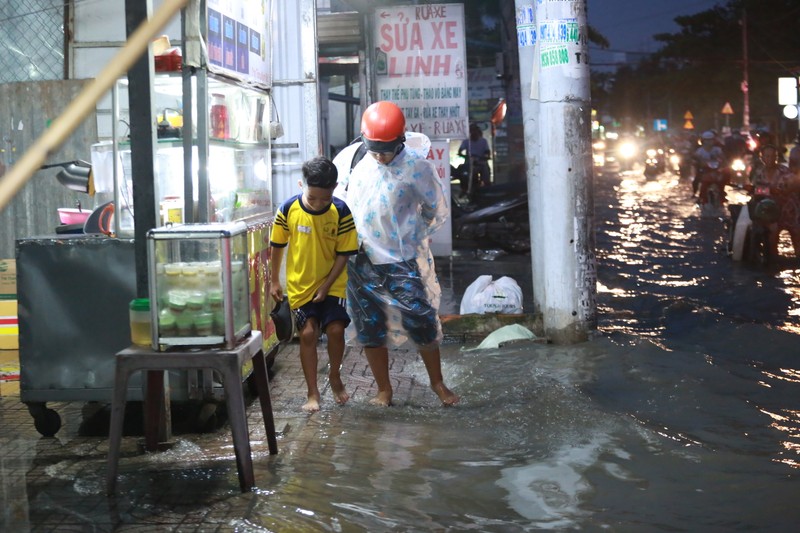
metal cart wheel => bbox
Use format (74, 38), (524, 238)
(27, 402), (62, 437)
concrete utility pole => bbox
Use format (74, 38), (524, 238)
(517, 0), (597, 343)
(514, 1), (545, 318)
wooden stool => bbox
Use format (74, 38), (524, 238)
(106, 331), (278, 494)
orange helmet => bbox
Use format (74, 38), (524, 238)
(361, 101), (406, 142)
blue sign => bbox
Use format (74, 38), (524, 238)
(654, 119), (668, 131)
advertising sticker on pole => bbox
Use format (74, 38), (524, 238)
(372, 4), (467, 256)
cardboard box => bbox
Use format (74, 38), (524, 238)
(0, 258), (16, 298)
(0, 299), (18, 350)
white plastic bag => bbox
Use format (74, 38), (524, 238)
(459, 275), (523, 315)
(463, 324), (537, 351)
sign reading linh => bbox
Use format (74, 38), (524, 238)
(373, 4), (467, 140)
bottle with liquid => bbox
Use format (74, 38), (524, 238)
(210, 93), (229, 139)
(129, 298), (152, 347)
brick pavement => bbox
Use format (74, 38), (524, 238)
(0, 251), (541, 530)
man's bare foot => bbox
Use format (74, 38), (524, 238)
(369, 389), (393, 407)
(302, 394), (321, 413)
(330, 376), (350, 405)
(432, 382), (459, 406)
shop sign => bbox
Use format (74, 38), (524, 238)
(373, 4), (468, 140)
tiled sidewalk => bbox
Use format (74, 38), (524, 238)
(0, 340), (462, 531)
(0, 251), (537, 530)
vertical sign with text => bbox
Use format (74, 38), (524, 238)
(427, 140), (452, 256)
(373, 4), (467, 141)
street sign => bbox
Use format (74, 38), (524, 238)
(683, 120), (694, 130)
(721, 102), (734, 115)
(653, 119), (667, 131)
(778, 77), (798, 105)
(683, 111), (694, 120)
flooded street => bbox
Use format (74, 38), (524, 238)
(3, 166), (800, 532)
(246, 168), (800, 531)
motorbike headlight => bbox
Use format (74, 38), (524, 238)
(731, 158), (746, 172)
(670, 154), (681, 165)
(619, 142), (637, 159)
(646, 148), (657, 158)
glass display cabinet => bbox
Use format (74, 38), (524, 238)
(91, 73), (273, 236)
(147, 221), (251, 350)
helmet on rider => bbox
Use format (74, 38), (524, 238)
(701, 130), (715, 141)
(361, 101), (406, 154)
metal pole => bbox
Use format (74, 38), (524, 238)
(126, 0), (159, 298)
(533, 0), (596, 343)
(741, 8), (750, 131)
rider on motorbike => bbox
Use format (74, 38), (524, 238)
(457, 123), (491, 193)
(693, 130), (728, 204)
(747, 144), (800, 259)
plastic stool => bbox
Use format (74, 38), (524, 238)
(106, 331), (278, 494)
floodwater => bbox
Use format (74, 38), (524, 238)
(6, 166), (800, 531)
(245, 169), (800, 531)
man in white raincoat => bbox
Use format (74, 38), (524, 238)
(334, 101), (459, 407)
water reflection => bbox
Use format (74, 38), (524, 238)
(4, 167), (800, 531)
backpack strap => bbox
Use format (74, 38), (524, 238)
(350, 141), (367, 171)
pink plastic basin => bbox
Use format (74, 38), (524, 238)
(58, 208), (91, 225)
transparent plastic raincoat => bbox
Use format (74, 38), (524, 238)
(333, 132), (447, 347)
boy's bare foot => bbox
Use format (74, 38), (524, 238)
(369, 389), (393, 407)
(330, 376), (350, 405)
(302, 394), (321, 413)
(432, 382), (459, 406)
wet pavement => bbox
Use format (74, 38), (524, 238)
(6, 165), (800, 531)
(0, 250), (536, 532)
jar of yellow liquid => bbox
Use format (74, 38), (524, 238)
(129, 298), (152, 347)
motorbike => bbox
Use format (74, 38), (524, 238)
(728, 156), (749, 187)
(451, 180), (530, 253)
(451, 153), (492, 200)
(677, 146), (694, 179)
(727, 183), (780, 266)
(665, 147), (681, 173)
(644, 147), (666, 177)
(696, 159), (728, 216)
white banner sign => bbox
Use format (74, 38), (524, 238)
(428, 140), (453, 256)
(373, 4), (468, 140)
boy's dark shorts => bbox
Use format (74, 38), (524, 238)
(346, 253), (438, 347)
(294, 296), (350, 333)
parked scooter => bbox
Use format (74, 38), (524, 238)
(451, 180), (529, 253)
(452, 194), (529, 253)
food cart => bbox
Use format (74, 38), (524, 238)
(17, 3), (280, 436)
